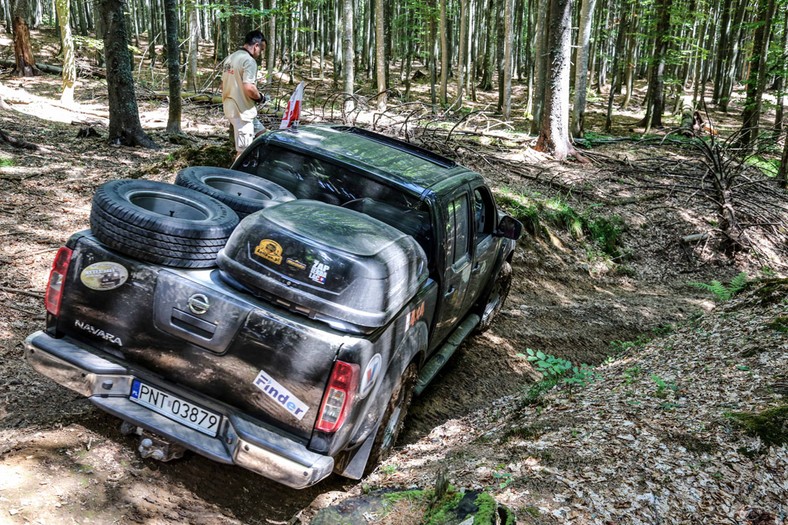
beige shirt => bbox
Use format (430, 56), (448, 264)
(221, 49), (259, 121)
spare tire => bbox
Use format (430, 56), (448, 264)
(175, 167), (296, 217)
(90, 179), (239, 268)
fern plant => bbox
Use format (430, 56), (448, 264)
(690, 272), (749, 301)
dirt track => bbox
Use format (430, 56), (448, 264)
(0, 77), (774, 523)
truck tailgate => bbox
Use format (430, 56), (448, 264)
(55, 234), (344, 439)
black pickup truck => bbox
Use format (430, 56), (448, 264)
(25, 125), (521, 489)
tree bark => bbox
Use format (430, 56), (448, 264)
(501, 0), (512, 118)
(374, 0), (386, 109)
(99, 0), (157, 148)
(738, 0), (777, 150)
(439, 0), (448, 104)
(55, 0), (76, 105)
(341, 0), (354, 113)
(163, 0), (181, 133)
(639, 0), (672, 130)
(570, 0), (596, 137)
(535, 0), (574, 160)
(12, 0), (36, 77)
(185, 2), (199, 92)
(456, 0), (468, 108)
(779, 129), (788, 189)
(530, 0), (548, 133)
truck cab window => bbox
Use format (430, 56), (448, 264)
(446, 194), (470, 265)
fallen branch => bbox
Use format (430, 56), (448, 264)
(0, 129), (38, 150)
(0, 285), (44, 298)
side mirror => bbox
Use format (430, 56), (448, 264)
(496, 216), (523, 240)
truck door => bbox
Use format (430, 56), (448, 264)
(462, 185), (499, 313)
(431, 188), (473, 347)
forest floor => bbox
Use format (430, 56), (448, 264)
(0, 31), (787, 525)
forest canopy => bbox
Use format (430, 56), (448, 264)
(0, 0), (786, 176)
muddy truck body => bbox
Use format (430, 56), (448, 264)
(25, 126), (521, 489)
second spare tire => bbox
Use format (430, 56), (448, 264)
(90, 179), (239, 268)
(175, 167), (296, 218)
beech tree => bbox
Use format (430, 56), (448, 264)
(341, 0), (354, 112)
(738, 0), (777, 149)
(570, 0), (596, 137)
(163, 0), (181, 133)
(55, 0), (76, 105)
(11, 0), (36, 76)
(535, 0), (573, 159)
(99, 0), (157, 148)
(639, 0), (672, 131)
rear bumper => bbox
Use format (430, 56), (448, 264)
(24, 331), (334, 489)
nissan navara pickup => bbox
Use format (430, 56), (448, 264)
(25, 125), (521, 489)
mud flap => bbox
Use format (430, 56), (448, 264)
(335, 421), (380, 479)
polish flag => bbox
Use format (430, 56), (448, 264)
(280, 82), (305, 129)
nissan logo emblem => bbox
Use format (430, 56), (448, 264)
(187, 294), (210, 315)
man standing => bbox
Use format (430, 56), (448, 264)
(222, 30), (267, 156)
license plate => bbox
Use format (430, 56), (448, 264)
(129, 380), (221, 437)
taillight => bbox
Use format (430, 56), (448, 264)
(45, 247), (73, 316)
(315, 360), (359, 433)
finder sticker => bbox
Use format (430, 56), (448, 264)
(359, 354), (382, 396)
(80, 262), (129, 291)
(254, 239), (283, 264)
(309, 261), (330, 284)
(253, 370), (309, 420)
(286, 258), (306, 271)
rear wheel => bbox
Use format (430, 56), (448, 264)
(175, 166), (295, 218)
(476, 261), (513, 332)
(90, 179), (239, 268)
(364, 363), (418, 476)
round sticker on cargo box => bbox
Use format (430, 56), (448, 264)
(80, 262), (129, 291)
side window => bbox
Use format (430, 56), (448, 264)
(473, 187), (495, 238)
(445, 194), (470, 266)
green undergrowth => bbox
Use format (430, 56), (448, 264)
(380, 487), (512, 525)
(495, 188), (625, 258)
(517, 349), (597, 406)
(728, 405), (788, 448)
(689, 272), (749, 301)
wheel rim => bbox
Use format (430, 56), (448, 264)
(128, 191), (212, 221)
(204, 176), (274, 200)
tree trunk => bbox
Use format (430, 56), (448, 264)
(375, 0), (386, 109)
(268, 0), (276, 77)
(163, 0), (181, 133)
(530, 0), (548, 133)
(779, 129), (788, 189)
(456, 0), (468, 108)
(773, 12), (787, 132)
(738, 0), (776, 150)
(570, 0), (596, 137)
(535, 0), (574, 160)
(720, 0), (746, 112)
(439, 0), (448, 104)
(501, 0), (511, 118)
(99, 0), (157, 148)
(639, 0), (672, 130)
(185, 2), (199, 92)
(12, 0), (36, 77)
(341, 0), (354, 113)
(55, 0), (76, 105)
(478, 0), (494, 90)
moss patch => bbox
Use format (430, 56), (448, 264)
(729, 405), (788, 447)
(767, 316), (788, 333)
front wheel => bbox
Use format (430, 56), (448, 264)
(476, 261), (513, 332)
(364, 363), (418, 476)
